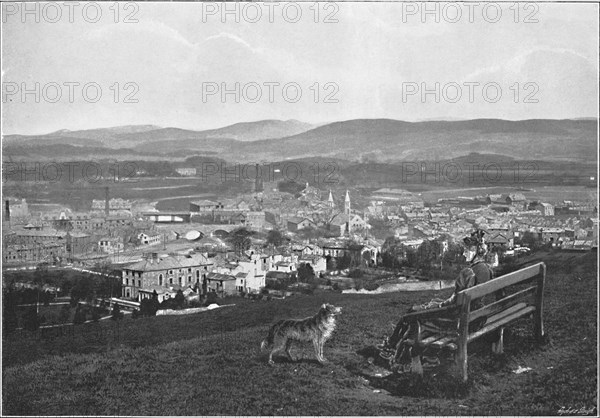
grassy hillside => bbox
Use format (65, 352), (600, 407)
(2, 252), (597, 415)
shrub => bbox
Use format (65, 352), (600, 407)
(73, 306), (86, 325)
(131, 309), (140, 319)
(174, 290), (185, 309)
(91, 308), (101, 322)
(159, 298), (179, 310)
(204, 292), (218, 306)
(140, 298), (159, 316)
(111, 303), (123, 321)
(22, 307), (40, 331)
(364, 282), (379, 291)
(348, 268), (364, 278)
(59, 305), (71, 323)
(2, 299), (18, 334)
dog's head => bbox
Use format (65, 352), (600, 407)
(321, 303), (342, 316)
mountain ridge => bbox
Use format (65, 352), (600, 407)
(3, 118), (597, 163)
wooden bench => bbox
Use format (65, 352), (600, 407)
(396, 262), (547, 381)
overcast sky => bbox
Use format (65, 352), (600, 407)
(2, 2), (598, 134)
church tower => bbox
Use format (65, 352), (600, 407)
(344, 190), (351, 216)
(327, 190), (335, 208)
(345, 190), (351, 235)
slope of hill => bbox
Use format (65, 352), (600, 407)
(2, 120), (314, 150)
(2, 252), (597, 415)
(2, 119), (596, 162)
(232, 119), (597, 162)
(198, 119), (313, 141)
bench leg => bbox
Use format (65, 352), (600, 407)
(410, 351), (423, 376)
(456, 341), (468, 382)
(492, 327), (504, 355)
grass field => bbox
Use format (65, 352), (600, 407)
(2, 252), (597, 415)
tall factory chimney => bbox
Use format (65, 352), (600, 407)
(104, 186), (110, 217)
(254, 163), (263, 193)
(5, 200), (10, 222)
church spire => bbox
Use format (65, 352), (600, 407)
(345, 190), (351, 235)
(328, 190), (334, 207)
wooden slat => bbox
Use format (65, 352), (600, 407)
(420, 335), (444, 345)
(430, 336), (458, 349)
(459, 263), (544, 301)
(468, 306), (536, 343)
(469, 286), (537, 322)
(402, 305), (459, 321)
(486, 302), (528, 325)
(420, 320), (457, 334)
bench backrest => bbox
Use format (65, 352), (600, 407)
(456, 262), (546, 338)
(457, 262), (546, 303)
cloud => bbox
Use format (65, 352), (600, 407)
(203, 32), (260, 54)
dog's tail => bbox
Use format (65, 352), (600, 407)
(260, 325), (276, 351)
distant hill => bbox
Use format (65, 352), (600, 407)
(2, 119), (596, 163)
(231, 118), (598, 162)
(2, 120), (314, 150)
(197, 119), (314, 142)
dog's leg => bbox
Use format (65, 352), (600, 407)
(319, 338), (328, 363)
(268, 350), (275, 365)
(285, 339), (295, 361)
(315, 338), (327, 364)
(269, 336), (287, 365)
(312, 338), (324, 363)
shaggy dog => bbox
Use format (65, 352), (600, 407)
(260, 303), (342, 365)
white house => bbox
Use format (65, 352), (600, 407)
(98, 237), (124, 254)
(138, 233), (162, 246)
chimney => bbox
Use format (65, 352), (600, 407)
(5, 200), (10, 222)
(104, 186), (110, 217)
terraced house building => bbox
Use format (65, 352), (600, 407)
(121, 252), (213, 300)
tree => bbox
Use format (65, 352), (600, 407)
(347, 241), (366, 268)
(519, 231), (542, 251)
(91, 307), (101, 322)
(33, 262), (48, 314)
(336, 253), (352, 270)
(381, 237), (406, 270)
(59, 305), (71, 323)
(297, 263), (315, 283)
(70, 275), (95, 307)
(205, 292), (218, 306)
(22, 306), (40, 331)
(266, 230), (284, 248)
(3, 288), (19, 334)
(73, 305), (86, 325)
(111, 303), (123, 321)
(404, 247), (418, 268)
(416, 239), (444, 272)
(140, 298), (159, 316)
(326, 256), (337, 271)
(174, 289), (185, 309)
(227, 228), (253, 255)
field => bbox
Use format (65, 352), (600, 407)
(2, 252), (597, 415)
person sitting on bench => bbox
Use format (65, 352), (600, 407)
(377, 230), (495, 368)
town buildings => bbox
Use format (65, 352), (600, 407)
(121, 253), (213, 300)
